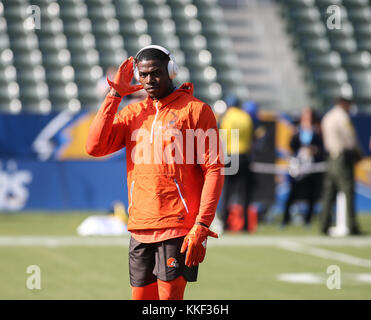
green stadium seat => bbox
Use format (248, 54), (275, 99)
(37, 18), (64, 35)
(99, 49), (128, 69)
(0, 33), (10, 51)
(143, 5), (172, 20)
(70, 50), (100, 67)
(147, 19), (176, 35)
(343, 0), (369, 7)
(357, 38), (371, 51)
(95, 35), (124, 51)
(315, 0), (342, 8)
(87, 4), (116, 21)
(296, 22), (327, 38)
(201, 22), (228, 37)
(175, 19), (202, 37)
(9, 33), (38, 51)
(42, 50), (71, 68)
(13, 49), (42, 67)
(171, 4), (198, 22)
(313, 68), (348, 86)
(141, 0), (166, 5)
(0, 65), (16, 82)
(173, 65), (190, 84)
(77, 86), (101, 108)
(348, 70), (371, 100)
(74, 66), (102, 83)
(193, 81), (222, 104)
(353, 23), (371, 38)
(119, 19), (148, 36)
(46, 65), (75, 85)
(63, 19), (92, 35)
(342, 51), (371, 70)
(0, 98), (22, 113)
(0, 17), (7, 32)
(307, 51), (342, 70)
(38, 33), (68, 52)
(67, 34), (96, 52)
(326, 21), (354, 40)
(17, 66), (46, 86)
(192, 0), (220, 10)
(0, 85), (19, 105)
(347, 7), (371, 25)
(91, 19), (120, 36)
(197, 6), (223, 22)
(114, 1), (143, 19)
(288, 7), (321, 24)
(330, 38), (357, 54)
(59, 2), (88, 21)
(299, 37), (331, 53)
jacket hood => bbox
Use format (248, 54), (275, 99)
(145, 82), (194, 109)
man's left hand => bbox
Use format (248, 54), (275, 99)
(180, 224), (218, 267)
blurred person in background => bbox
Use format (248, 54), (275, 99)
(219, 95), (254, 231)
(281, 107), (324, 228)
(86, 46), (224, 300)
(320, 97), (363, 235)
(242, 100), (260, 129)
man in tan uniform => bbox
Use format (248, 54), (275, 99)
(320, 97), (362, 235)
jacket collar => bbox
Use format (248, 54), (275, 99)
(145, 83), (194, 109)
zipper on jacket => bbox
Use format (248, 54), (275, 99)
(150, 101), (159, 144)
(128, 180), (135, 212)
(174, 178), (189, 214)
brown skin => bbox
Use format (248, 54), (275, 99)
(136, 59), (174, 100)
(109, 58), (174, 99)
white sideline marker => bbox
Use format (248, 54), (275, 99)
(329, 192), (349, 237)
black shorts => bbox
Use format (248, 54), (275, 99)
(129, 236), (199, 287)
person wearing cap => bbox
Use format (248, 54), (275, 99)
(86, 46), (224, 299)
(320, 97), (363, 235)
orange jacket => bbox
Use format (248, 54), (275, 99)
(86, 83), (224, 231)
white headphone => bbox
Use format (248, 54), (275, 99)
(133, 45), (178, 81)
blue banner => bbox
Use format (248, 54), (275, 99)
(0, 158), (128, 211)
(0, 111), (370, 211)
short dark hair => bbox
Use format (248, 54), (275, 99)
(136, 48), (170, 64)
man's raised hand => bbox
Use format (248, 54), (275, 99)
(107, 56), (143, 97)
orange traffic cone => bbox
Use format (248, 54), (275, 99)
(227, 204), (245, 232)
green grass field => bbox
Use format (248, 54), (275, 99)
(1, 212), (371, 300)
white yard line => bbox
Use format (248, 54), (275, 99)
(276, 240), (371, 269)
(1, 235), (371, 268)
(1, 235), (371, 247)
(208, 235), (371, 247)
(0, 236), (130, 247)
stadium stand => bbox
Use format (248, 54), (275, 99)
(278, 0), (371, 111)
(2, 0), (370, 113)
(3, 0), (51, 113)
(0, 0), (245, 113)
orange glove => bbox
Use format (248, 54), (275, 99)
(107, 56), (143, 97)
(180, 223), (218, 267)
